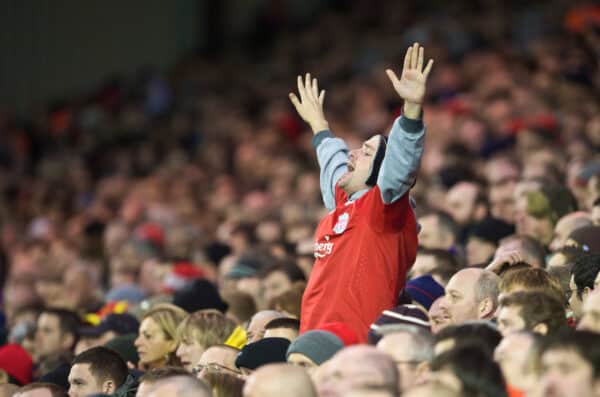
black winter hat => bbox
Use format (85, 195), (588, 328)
(235, 337), (290, 370)
(365, 135), (388, 187)
(173, 279), (228, 313)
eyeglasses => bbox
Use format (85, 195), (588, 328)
(192, 363), (241, 376)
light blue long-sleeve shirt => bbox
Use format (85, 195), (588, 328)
(312, 115), (425, 211)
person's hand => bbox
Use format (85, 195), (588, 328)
(486, 250), (524, 275)
(386, 42), (434, 119)
(289, 73), (329, 134)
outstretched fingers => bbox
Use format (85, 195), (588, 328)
(289, 92), (301, 109)
(312, 78), (319, 100)
(386, 69), (400, 86)
(423, 59), (434, 79)
(403, 47), (412, 72)
(411, 42), (419, 69)
(297, 75), (306, 102)
(417, 46), (424, 71)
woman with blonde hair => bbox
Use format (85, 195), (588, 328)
(134, 303), (188, 370)
(176, 309), (237, 372)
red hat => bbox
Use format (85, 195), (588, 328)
(318, 322), (360, 346)
(0, 344), (32, 385)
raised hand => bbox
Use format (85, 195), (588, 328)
(289, 73), (329, 134)
(386, 43), (434, 119)
(486, 250), (524, 275)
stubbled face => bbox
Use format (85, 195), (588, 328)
(437, 270), (481, 326)
(539, 349), (599, 397)
(338, 135), (382, 195)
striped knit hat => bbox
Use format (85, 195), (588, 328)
(368, 304), (430, 344)
(405, 275), (445, 310)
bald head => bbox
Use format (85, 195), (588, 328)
(146, 375), (211, 397)
(550, 212), (592, 251)
(438, 269), (500, 326)
(243, 364), (316, 397)
(317, 346), (399, 397)
(247, 310), (285, 342)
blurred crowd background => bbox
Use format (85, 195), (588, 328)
(0, 0), (600, 397)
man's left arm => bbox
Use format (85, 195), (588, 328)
(377, 115), (424, 204)
(377, 43), (433, 204)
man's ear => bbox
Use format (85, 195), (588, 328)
(583, 287), (592, 301)
(478, 297), (495, 319)
(103, 380), (116, 394)
(533, 322), (548, 335)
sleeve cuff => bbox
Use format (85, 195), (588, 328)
(399, 115), (424, 134)
(312, 130), (334, 148)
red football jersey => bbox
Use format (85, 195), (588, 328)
(300, 184), (418, 342)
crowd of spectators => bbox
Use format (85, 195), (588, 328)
(0, 1), (600, 396)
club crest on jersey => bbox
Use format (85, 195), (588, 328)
(333, 212), (350, 234)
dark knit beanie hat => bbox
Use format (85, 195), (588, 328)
(173, 279), (228, 313)
(365, 135), (388, 187)
(405, 275), (445, 310)
(286, 330), (344, 365)
(235, 337), (290, 370)
(368, 304), (430, 344)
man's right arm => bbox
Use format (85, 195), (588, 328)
(312, 130), (349, 211)
(290, 74), (346, 210)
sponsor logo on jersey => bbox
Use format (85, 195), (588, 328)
(314, 241), (334, 258)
